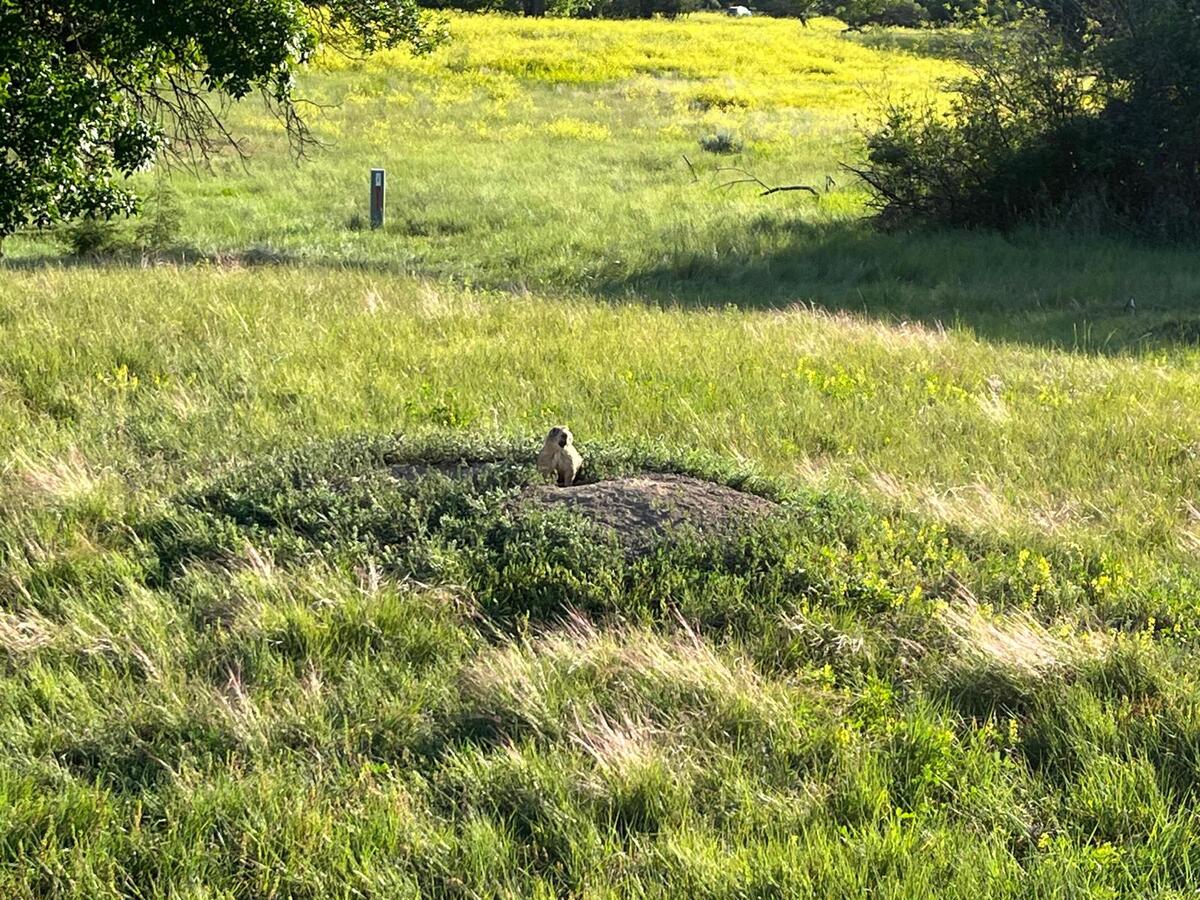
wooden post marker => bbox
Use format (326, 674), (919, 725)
(370, 168), (385, 229)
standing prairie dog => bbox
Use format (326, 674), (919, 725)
(536, 426), (583, 487)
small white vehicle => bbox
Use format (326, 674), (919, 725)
(726, 5), (752, 15)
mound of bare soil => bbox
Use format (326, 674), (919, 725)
(527, 473), (778, 549)
(386, 461), (779, 551)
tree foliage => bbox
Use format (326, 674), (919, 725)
(852, 1), (1200, 237)
(0, 0), (435, 239)
(832, 0), (1085, 28)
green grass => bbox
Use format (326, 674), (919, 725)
(5, 12), (1200, 897)
(12, 15), (1200, 352)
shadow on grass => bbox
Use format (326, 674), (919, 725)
(0, 244), (306, 270)
(7, 221), (1200, 354)
(840, 26), (988, 61)
(593, 221), (1200, 354)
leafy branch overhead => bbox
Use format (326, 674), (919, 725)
(0, 0), (438, 239)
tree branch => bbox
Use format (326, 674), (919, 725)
(714, 167), (820, 198)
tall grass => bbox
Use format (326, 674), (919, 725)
(3, 267), (1199, 565)
(2, 13), (1200, 896)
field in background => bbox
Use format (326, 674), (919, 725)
(11, 14), (1200, 349)
(6, 13), (1200, 897)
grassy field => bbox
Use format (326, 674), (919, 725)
(6, 12), (1200, 897)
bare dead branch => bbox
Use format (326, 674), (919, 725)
(682, 154), (698, 183)
(99, 56), (329, 176)
(714, 167), (819, 198)
(760, 184), (820, 197)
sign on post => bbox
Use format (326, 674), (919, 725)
(370, 168), (385, 229)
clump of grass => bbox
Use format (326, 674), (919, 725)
(11, 447), (104, 507)
(688, 86), (754, 111)
(941, 599), (1098, 682)
(699, 129), (743, 154)
(459, 612), (798, 743)
(934, 589), (1111, 715)
(396, 215), (472, 237)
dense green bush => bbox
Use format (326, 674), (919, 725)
(853, 2), (1200, 237)
(836, 0), (1079, 28)
(836, 0), (928, 27)
(852, 24), (1087, 229)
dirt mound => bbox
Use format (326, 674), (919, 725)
(386, 462), (780, 550)
(528, 473), (778, 549)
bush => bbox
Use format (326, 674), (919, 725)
(134, 183), (182, 251)
(752, 0), (822, 18)
(58, 217), (129, 257)
(836, 0), (1068, 28)
(837, 0), (927, 27)
(52, 183), (181, 257)
(851, 4), (1200, 238)
(851, 25), (1087, 230)
(699, 130), (744, 155)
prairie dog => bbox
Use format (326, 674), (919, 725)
(536, 426), (583, 487)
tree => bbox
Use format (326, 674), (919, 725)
(851, 1), (1200, 237)
(0, 0), (436, 241)
(836, 0), (927, 27)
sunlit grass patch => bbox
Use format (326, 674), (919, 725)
(544, 116), (612, 141)
(6, 12), (1200, 895)
(941, 596), (1107, 682)
(459, 612), (804, 743)
(9, 446), (93, 497)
